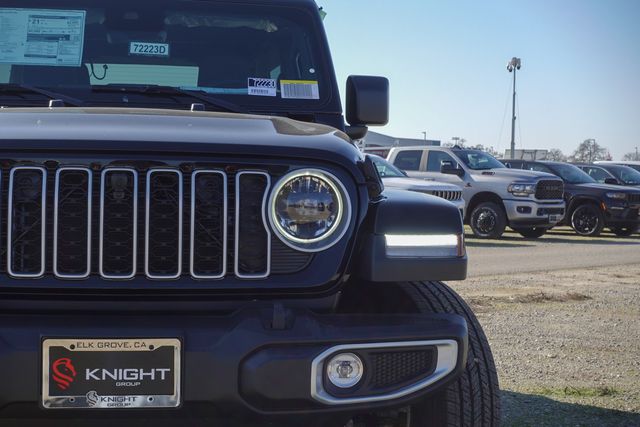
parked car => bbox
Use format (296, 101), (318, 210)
(370, 155), (466, 218)
(503, 160), (640, 236)
(594, 160), (640, 173)
(574, 163), (640, 187)
(387, 146), (566, 239)
(0, 0), (500, 425)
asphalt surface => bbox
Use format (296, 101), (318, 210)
(466, 227), (640, 277)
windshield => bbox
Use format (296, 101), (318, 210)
(371, 155), (406, 178)
(455, 150), (505, 170)
(548, 163), (596, 184)
(608, 165), (640, 185)
(0, 1), (329, 110)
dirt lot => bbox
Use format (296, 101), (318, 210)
(452, 228), (640, 426)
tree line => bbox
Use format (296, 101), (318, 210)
(445, 138), (637, 162)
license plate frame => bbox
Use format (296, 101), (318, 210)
(42, 338), (181, 409)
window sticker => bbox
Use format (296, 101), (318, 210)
(280, 80), (319, 100)
(248, 78), (277, 97)
(0, 8), (86, 67)
(129, 42), (170, 57)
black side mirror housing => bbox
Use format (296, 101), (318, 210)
(346, 76), (389, 127)
(604, 177), (619, 185)
(441, 162), (465, 177)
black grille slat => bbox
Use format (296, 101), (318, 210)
(191, 171), (226, 279)
(100, 169), (137, 279)
(235, 172), (270, 278)
(8, 167), (46, 277)
(535, 180), (563, 200)
(54, 168), (91, 278)
(145, 170), (182, 279)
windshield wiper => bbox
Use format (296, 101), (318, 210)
(0, 84), (84, 107)
(91, 84), (246, 113)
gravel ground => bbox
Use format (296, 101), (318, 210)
(450, 262), (640, 426)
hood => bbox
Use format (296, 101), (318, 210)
(382, 177), (461, 192)
(574, 182), (640, 193)
(473, 168), (558, 181)
(0, 107), (363, 172)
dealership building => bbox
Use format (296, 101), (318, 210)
(359, 131), (441, 157)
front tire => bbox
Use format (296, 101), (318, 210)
(341, 281), (500, 427)
(570, 204), (604, 236)
(512, 227), (547, 238)
(404, 282), (500, 427)
(469, 202), (507, 239)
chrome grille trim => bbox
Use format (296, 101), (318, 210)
(53, 167), (92, 279)
(7, 166), (47, 279)
(234, 171), (271, 279)
(190, 170), (228, 280)
(145, 169), (183, 280)
(99, 168), (138, 280)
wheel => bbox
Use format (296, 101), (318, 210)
(340, 282), (500, 427)
(404, 282), (500, 427)
(469, 202), (507, 239)
(512, 227), (547, 239)
(570, 204), (604, 236)
(611, 226), (636, 237)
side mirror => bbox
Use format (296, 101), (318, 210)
(346, 76), (389, 128)
(604, 177), (619, 185)
(441, 161), (464, 177)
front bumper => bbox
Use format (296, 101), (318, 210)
(504, 199), (565, 228)
(0, 307), (467, 423)
(604, 203), (640, 226)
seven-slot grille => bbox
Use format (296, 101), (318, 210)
(535, 180), (564, 200)
(428, 190), (462, 201)
(628, 193), (640, 204)
(3, 165), (292, 281)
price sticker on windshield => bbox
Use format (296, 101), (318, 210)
(129, 42), (170, 57)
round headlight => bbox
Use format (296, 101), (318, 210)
(268, 169), (351, 252)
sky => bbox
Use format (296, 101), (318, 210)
(316, 0), (640, 160)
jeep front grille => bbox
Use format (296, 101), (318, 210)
(535, 180), (564, 200)
(3, 164), (310, 281)
(427, 190), (462, 201)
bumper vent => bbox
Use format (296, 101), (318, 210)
(535, 180), (564, 200)
(371, 349), (435, 390)
(2, 164), (312, 281)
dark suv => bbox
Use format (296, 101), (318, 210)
(503, 160), (640, 236)
(0, 1), (499, 426)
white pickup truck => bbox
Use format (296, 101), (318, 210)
(387, 146), (566, 238)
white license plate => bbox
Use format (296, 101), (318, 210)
(549, 215), (560, 223)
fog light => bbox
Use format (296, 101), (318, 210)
(326, 353), (364, 389)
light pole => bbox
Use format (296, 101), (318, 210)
(636, 147), (639, 161)
(422, 131), (427, 141)
(507, 57), (522, 159)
